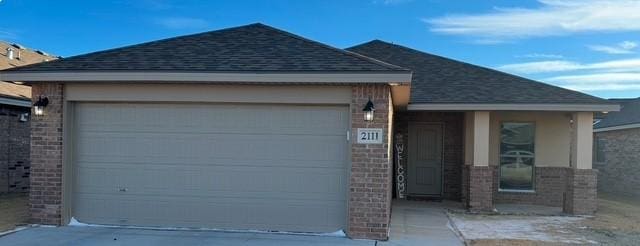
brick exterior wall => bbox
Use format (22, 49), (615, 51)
(563, 169), (597, 214)
(460, 165), (595, 214)
(0, 104), (31, 193)
(494, 167), (568, 207)
(462, 165), (494, 211)
(347, 84), (392, 240)
(29, 83), (64, 225)
(394, 112), (463, 200)
(594, 128), (640, 197)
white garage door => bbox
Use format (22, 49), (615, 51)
(72, 103), (349, 233)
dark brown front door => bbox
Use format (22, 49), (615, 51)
(407, 123), (443, 197)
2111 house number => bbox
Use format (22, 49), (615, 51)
(357, 128), (384, 144)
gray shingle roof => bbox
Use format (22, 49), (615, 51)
(347, 40), (612, 105)
(595, 98), (640, 129)
(4, 24), (407, 73)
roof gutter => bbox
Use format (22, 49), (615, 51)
(0, 96), (31, 107)
(594, 123), (640, 133)
(0, 71), (412, 84)
(408, 103), (620, 112)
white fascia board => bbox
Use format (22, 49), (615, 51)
(0, 97), (31, 107)
(594, 123), (640, 132)
(0, 71), (412, 84)
(408, 103), (620, 112)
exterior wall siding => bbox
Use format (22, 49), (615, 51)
(462, 165), (494, 211)
(394, 112), (463, 200)
(0, 104), (31, 193)
(29, 83), (395, 240)
(29, 83), (64, 225)
(593, 128), (640, 197)
(493, 167), (567, 207)
(462, 164), (593, 213)
(563, 169), (598, 214)
(347, 84), (392, 240)
(26, 80), (597, 235)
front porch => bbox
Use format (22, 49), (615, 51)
(384, 199), (565, 245)
(392, 110), (597, 214)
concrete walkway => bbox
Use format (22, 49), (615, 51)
(380, 200), (464, 246)
(0, 200), (463, 246)
(0, 226), (374, 246)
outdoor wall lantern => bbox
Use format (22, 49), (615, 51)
(363, 98), (375, 122)
(33, 96), (49, 116)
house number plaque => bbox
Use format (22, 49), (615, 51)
(357, 128), (384, 144)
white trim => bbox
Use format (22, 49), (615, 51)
(0, 96), (31, 107)
(594, 123), (640, 132)
(408, 103), (620, 112)
(498, 189), (535, 193)
(0, 226), (30, 237)
(0, 71), (412, 84)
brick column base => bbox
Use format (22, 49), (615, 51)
(563, 169), (597, 215)
(462, 165), (495, 212)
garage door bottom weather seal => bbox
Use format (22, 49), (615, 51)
(67, 217), (346, 237)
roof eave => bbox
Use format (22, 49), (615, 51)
(0, 71), (412, 84)
(407, 103), (620, 112)
(0, 96), (31, 107)
(594, 123), (640, 132)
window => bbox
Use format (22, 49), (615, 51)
(500, 122), (535, 191)
(594, 136), (606, 163)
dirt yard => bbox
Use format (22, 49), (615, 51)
(451, 192), (640, 245)
(580, 193), (640, 245)
(0, 193), (29, 233)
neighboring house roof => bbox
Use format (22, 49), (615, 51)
(2, 23), (406, 73)
(0, 82), (30, 101)
(0, 41), (57, 107)
(594, 98), (640, 131)
(347, 40), (614, 107)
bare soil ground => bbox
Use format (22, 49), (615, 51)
(579, 193), (640, 245)
(452, 192), (640, 246)
(0, 193), (29, 233)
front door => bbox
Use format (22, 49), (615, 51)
(407, 123), (443, 197)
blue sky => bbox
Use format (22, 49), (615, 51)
(1, 0), (639, 99)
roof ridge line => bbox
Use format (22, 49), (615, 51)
(255, 24), (409, 72)
(3, 23), (267, 72)
(5, 23), (411, 73)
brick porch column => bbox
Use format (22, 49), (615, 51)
(564, 112), (597, 214)
(29, 83), (64, 225)
(462, 111), (494, 212)
(347, 84), (393, 240)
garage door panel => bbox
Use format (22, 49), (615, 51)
(76, 133), (347, 165)
(74, 194), (346, 232)
(76, 104), (348, 134)
(75, 166), (347, 199)
(73, 102), (349, 233)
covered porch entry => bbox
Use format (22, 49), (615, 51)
(392, 110), (598, 214)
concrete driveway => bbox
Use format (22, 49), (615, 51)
(0, 226), (374, 246)
(0, 200), (462, 246)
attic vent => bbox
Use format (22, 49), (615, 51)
(6, 47), (14, 60)
(36, 50), (49, 56)
(11, 43), (25, 49)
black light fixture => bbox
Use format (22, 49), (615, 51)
(33, 96), (49, 116)
(362, 98), (375, 122)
